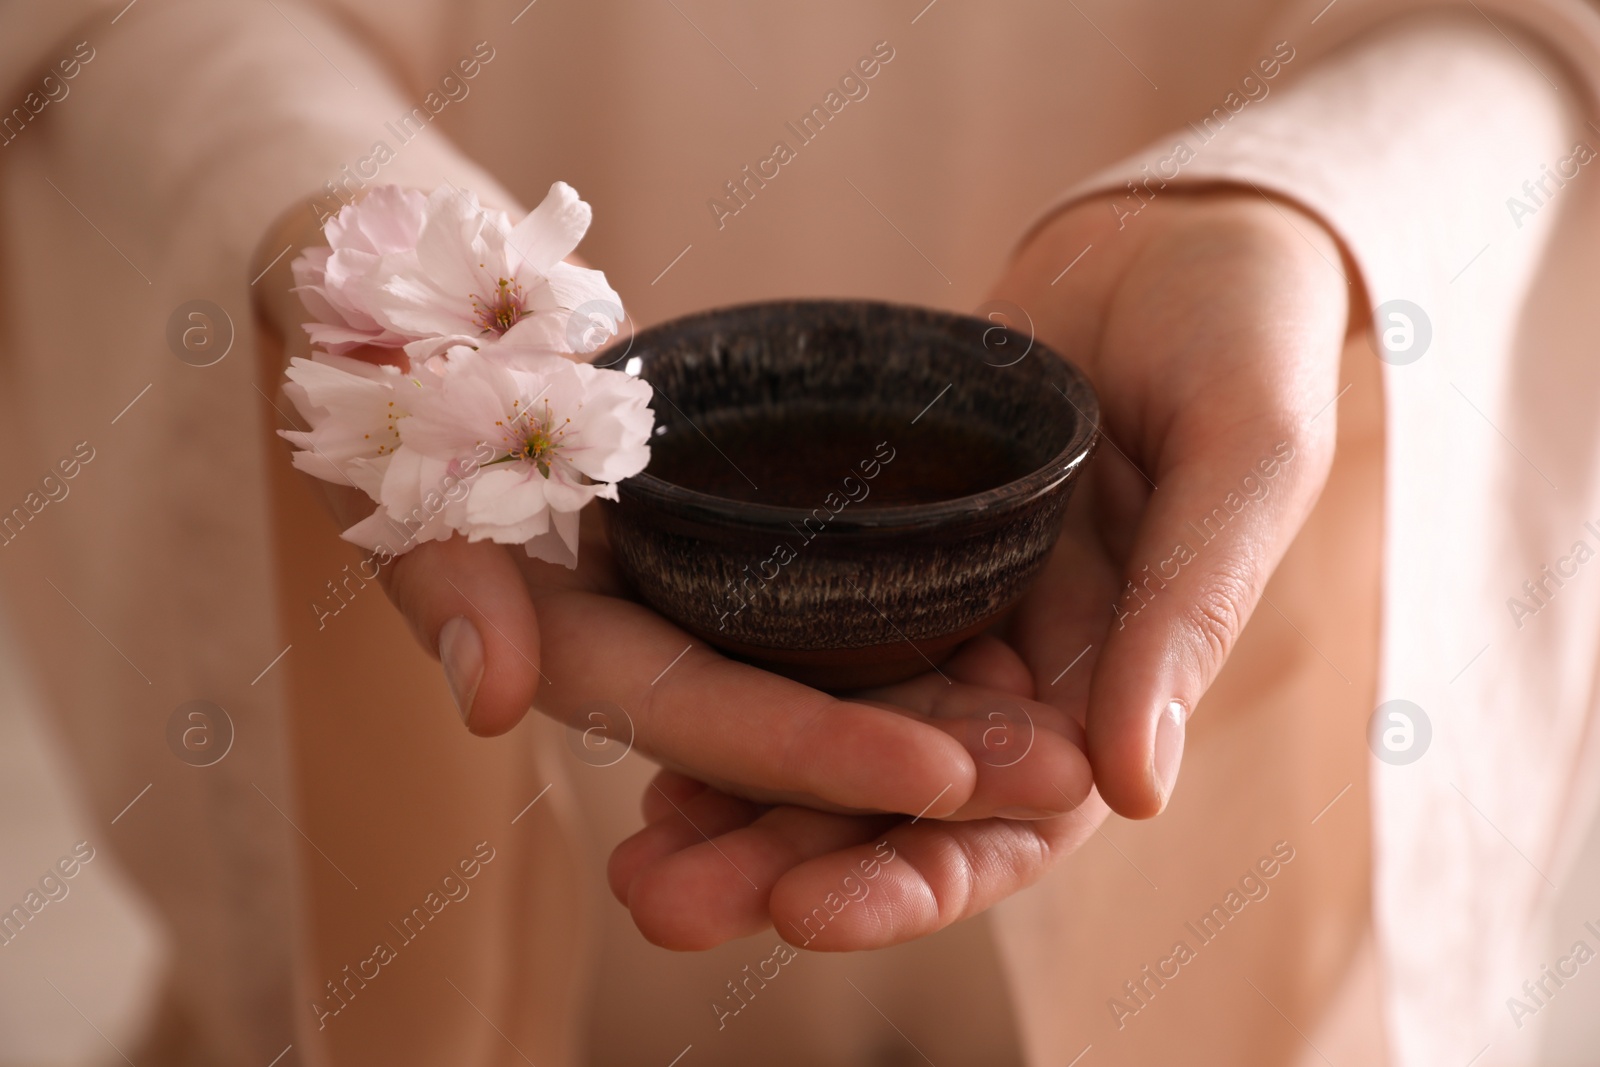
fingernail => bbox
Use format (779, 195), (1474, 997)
(1152, 699), (1188, 810)
(439, 616), (483, 726)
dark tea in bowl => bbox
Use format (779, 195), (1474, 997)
(600, 298), (1099, 690)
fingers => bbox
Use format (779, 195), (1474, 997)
(610, 779), (769, 919)
(1005, 496), (1120, 728)
(614, 782), (1110, 952)
(619, 797), (893, 950)
(1085, 424), (1333, 816)
(1082, 204), (1348, 819)
(770, 807), (1101, 951)
(379, 534), (543, 736)
(860, 666), (1093, 821)
(609, 636), (1097, 950)
(530, 587), (978, 818)
(639, 768), (711, 824)
(938, 634), (1036, 700)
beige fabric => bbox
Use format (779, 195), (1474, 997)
(1039, 8), (1600, 1064)
(1, 1), (1597, 1065)
(0, 609), (167, 1067)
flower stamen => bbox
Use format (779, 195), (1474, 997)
(496, 400), (571, 478)
(470, 277), (528, 336)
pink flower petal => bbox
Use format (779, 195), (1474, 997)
(509, 182), (592, 275)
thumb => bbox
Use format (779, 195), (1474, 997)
(251, 203), (544, 735)
(1086, 421), (1331, 818)
(380, 534), (544, 736)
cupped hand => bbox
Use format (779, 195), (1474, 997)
(997, 189), (1349, 818)
(609, 636), (1105, 951)
(607, 189), (1351, 951)
(249, 198), (1092, 825)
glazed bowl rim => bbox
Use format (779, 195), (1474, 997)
(609, 298), (1100, 533)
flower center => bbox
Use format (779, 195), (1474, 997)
(494, 399), (570, 478)
(471, 277), (527, 336)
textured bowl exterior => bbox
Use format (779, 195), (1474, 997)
(601, 299), (1099, 689)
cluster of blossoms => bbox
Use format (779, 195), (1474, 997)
(281, 183), (654, 568)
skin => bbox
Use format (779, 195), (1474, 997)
(252, 185), (1349, 952)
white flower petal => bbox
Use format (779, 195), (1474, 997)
(341, 508), (406, 552)
(509, 182), (592, 274)
(541, 464), (604, 512)
(325, 186), (428, 253)
(404, 333), (483, 364)
(521, 508), (580, 569)
(465, 467), (548, 527)
(279, 354), (407, 495)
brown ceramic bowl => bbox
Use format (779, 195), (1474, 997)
(600, 299), (1098, 690)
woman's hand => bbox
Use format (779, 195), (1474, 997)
(999, 189), (1349, 818)
(608, 189), (1352, 950)
(609, 636), (1108, 951)
(249, 197), (1093, 825)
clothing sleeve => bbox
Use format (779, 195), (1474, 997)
(0, 3), (522, 1060)
(1026, 5), (1600, 1065)
(11, 0), (518, 279)
(0, 0), (122, 100)
(1034, 3), (1591, 326)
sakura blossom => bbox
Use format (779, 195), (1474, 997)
(278, 182), (653, 571)
(291, 182), (623, 362)
(376, 345), (652, 566)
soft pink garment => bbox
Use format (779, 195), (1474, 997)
(0, 2), (1597, 1064)
(1045, 5), (1600, 1063)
